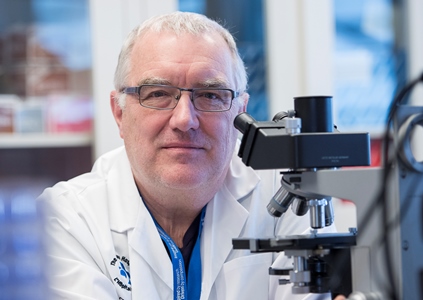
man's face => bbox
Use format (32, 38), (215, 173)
(111, 31), (248, 195)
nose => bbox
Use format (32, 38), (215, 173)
(169, 92), (200, 132)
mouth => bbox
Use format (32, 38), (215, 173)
(161, 143), (205, 161)
(163, 143), (204, 150)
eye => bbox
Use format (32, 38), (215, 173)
(139, 86), (174, 100)
(204, 92), (221, 100)
(147, 89), (171, 98)
(196, 90), (225, 101)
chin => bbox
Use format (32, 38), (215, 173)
(162, 172), (215, 189)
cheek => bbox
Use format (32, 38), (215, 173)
(123, 108), (160, 135)
(122, 110), (155, 150)
(122, 112), (138, 139)
(211, 113), (238, 155)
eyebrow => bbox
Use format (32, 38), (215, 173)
(136, 77), (231, 89)
(137, 77), (171, 86)
(199, 78), (231, 89)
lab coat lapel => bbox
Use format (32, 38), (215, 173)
(104, 147), (140, 233)
(200, 153), (260, 298)
(104, 148), (173, 294)
(201, 189), (248, 298)
(130, 202), (174, 291)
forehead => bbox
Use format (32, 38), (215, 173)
(128, 30), (235, 87)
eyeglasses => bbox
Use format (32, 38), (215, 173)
(122, 84), (239, 112)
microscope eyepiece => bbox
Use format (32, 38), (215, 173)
(234, 112), (256, 134)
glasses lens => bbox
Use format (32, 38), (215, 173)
(139, 85), (178, 109)
(193, 89), (233, 111)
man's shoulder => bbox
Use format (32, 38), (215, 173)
(38, 146), (130, 205)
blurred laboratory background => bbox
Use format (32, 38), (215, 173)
(1, 0), (422, 189)
(1, 0), (422, 187)
(0, 0), (422, 298)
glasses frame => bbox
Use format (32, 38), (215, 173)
(122, 84), (239, 112)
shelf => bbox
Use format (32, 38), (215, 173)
(0, 132), (92, 149)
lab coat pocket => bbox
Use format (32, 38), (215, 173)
(213, 253), (272, 300)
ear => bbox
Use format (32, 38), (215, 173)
(239, 92), (249, 113)
(110, 91), (124, 139)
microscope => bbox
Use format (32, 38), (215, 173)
(232, 85), (423, 299)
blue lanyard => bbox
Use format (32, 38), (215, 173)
(152, 207), (206, 300)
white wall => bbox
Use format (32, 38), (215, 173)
(90, 0), (177, 159)
(264, 0), (334, 117)
(406, 0), (423, 158)
(406, 0), (423, 106)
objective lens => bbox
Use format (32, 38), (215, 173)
(308, 199), (327, 229)
(267, 186), (296, 217)
(291, 198), (309, 216)
(324, 198), (334, 226)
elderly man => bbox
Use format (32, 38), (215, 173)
(39, 11), (340, 300)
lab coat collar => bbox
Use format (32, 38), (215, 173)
(224, 147), (260, 200)
(95, 146), (141, 233)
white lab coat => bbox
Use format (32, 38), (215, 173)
(39, 146), (333, 300)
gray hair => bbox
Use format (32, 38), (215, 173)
(113, 11), (247, 107)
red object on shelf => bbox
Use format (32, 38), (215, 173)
(370, 138), (382, 167)
(46, 95), (93, 133)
